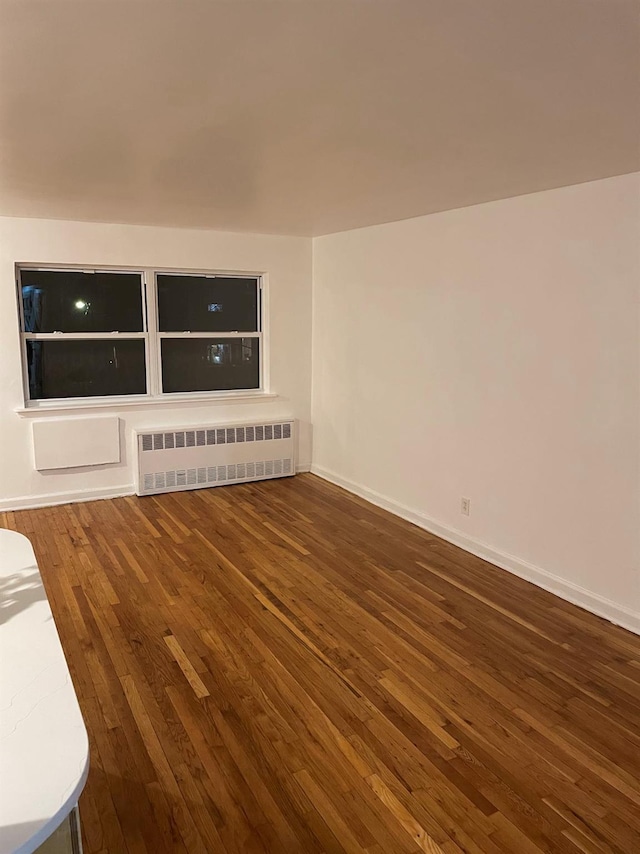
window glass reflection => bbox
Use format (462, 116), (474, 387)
(27, 340), (147, 399)
(20, 270), (144, 333)
(161, 338), (259, 393)
(157, 276), (258, 332)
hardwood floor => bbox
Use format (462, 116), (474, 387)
(2, 473), (640, 853)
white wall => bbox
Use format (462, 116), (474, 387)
(312, 173), (640, 632)
(0, 217), (312, 508)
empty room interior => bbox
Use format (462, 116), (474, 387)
(1, 1), (640, 853)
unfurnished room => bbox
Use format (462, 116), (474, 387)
(0, 1), (639, 853)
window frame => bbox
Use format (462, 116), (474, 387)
(16, 264), (266, 409)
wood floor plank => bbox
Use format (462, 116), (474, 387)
(163, 634), (211, 699)
(4, 473), (640, 853)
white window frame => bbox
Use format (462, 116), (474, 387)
(16, 264), (268, 411)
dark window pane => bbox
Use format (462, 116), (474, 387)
(27, 339), (146, 399)
(20, 270), (144, 333)
(161, 338), (259, 393)
(157, 276), (258, 332)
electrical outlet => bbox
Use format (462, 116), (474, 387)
(461, 497), (470, 516)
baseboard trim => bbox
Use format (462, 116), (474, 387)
(1, 465), (311, 512)
(310, 465), (640, 636)
(0, 484), (135, 512)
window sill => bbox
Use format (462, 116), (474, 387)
(15, 391), (279, 417)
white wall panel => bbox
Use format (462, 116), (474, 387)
(33, 417), (120, 470)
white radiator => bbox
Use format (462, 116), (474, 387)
(134, 419), (295, 496)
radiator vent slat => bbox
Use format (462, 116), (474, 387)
(137, 420), (295, 495)
(140, 458), (293, 494)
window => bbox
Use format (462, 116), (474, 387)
(156, 274), (261, 395)
(18, 267), (263, 404)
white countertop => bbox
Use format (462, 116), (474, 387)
(0, 529), (89, 854)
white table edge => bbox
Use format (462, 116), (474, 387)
(12, 756), (90, 854)
(1, 529), (90, 854)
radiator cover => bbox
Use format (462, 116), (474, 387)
(134, 419), (295, 496)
